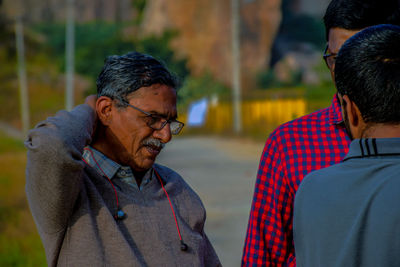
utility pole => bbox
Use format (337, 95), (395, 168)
(65, 0), (75, 111)
(15, 16), (30, 136)
(231, 0), (242, 133)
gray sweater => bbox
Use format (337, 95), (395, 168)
(25, 104), (221, 267)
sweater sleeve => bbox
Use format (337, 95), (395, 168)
(25, 104), (95, 235)
(203, 232), (222, 267)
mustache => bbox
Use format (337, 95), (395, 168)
(142, 138), (165, 150)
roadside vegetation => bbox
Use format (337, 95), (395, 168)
(0, 133), (46, 266)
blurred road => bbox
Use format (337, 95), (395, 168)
(157, 136), (263, 267)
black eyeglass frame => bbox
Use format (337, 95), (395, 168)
(323, 44), (337, 70)
(118, 99), (184, 135)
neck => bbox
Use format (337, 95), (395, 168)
(361, 123), (400, 138)
(91, 125), (120, 165)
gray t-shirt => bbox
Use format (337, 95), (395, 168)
(294, 138), (400, 267)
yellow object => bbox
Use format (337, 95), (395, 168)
(181, 98), (307, 134)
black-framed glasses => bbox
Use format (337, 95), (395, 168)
(323, 44), (337, 70)
(119, 100), (184, 135)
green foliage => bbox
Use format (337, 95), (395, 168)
(135, 30), (189, 82)
(0, 13), (15, 58)
(0, 132), (25, 153)
(0, 12), (59, 125)
(177, 73), (230, 108)
(278, 0), (325, 50)
(34, 23), (134, 79)
(0, 234), (46, 267)
(257, 68), (302, 89)
(0, 133), (47, 266)
(257, 69), (275, 88)
(304, 61), (336, 111)
(132, 0), (147, 24)
(74, 24), (134, 80)
(280, 14), (325, 49)
(256, 60), (335, 112)
(33, 23), (189, 94)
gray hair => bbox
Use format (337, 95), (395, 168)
(96, 52), (178, 105)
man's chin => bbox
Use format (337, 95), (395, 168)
(134, 157), (156, 172)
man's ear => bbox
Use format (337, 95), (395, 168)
(343, 95), (362, 127)
(343, 94), (364, 135)
(96, 96), (113, 126)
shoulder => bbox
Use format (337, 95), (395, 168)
(27, 104), (95, 141)
(272, 107), (331, 138)
(153, 163), (205, 208)
(153, 163), (182, 182)
(153, 164), (199, 194)
(374, 164), (400, 201)
(296, 162), (343, 198)
(261, 107), (332, 154)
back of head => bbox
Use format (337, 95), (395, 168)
(335, 24), (400, 124)
(96, 52), (177, 101)
(324, 0), (400, 40)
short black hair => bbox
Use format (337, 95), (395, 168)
(96, 52), (178, 102)
(323, 0), (400, 40)
(335, 24), (400, 124)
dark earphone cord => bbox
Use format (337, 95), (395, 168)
(81, 147), (188, 251)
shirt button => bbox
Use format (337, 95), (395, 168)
(120, 170), (126, 176)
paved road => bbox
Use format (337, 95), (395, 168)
(157, 136), (263, 267)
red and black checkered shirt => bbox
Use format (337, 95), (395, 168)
(242, 94), (351, 266)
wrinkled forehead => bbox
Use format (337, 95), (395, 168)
(128, 84), (176, 99)
(129, 84), (178, 116)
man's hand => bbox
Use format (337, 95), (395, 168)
(85, 95), (97, 111)
(84, 95), (98, 140)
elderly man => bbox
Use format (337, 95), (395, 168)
(242, 1), (400, 266)
(294, 24), (400, 267)
(25, 52), (221, 266)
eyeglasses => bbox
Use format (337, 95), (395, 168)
(323, 44), (337, 70)
(118, 99), (184, 135)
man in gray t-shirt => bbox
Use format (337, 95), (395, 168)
(294, 25), (400, 267)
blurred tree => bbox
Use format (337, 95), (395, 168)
(279, 13), (325, 49)
(0, 4), (16, 57)
(132, 0), (146, 24)
(270, 0), (325, 66)
(33, 23), (189, 94)
(0, 4), (18, 123)
(257, 68), (302, 89)
(135, 30), (189, 83)
(177, 73), (230, 108)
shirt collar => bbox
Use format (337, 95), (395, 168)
(82, 146), (120, 179)
(344, 138), (400, 161)
(82, 146), (154, 189)
(329, 93), (344, 125)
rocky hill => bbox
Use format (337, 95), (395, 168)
(2, 0), (329, 91)
(141, 0), (282, 91)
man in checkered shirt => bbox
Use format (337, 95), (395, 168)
(241, 0), (400, 266)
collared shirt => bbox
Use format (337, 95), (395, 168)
(82, 146), (153, 190)
(242, 94), (351, 266)
(294, 138), (400, 267)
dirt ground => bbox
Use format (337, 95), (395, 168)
(157, 136), (264, 267)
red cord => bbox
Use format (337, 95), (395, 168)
(82, 148), (120, 208)
(82, 148), (184, 242)
(154, 169), (183, 241)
